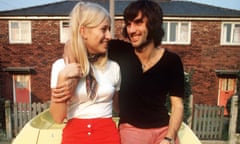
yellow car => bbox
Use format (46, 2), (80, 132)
(12, 109), (201, 144)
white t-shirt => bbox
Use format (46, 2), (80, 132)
(50, 58), (121, 119)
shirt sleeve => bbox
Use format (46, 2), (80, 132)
(50, 59), (65, 88)
(112, 61), (121, 91)
(169, 54), (185, 98)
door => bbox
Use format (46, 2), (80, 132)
(13, 75), (31, 103)
(218, 78), (237, 115)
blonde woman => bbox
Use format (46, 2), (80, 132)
(50, 2), (121, 144)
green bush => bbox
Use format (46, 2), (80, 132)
(166, 71), (193, 124)
(0, 98), (5, 130)
(237, 73), (240, 133)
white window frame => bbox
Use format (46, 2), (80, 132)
(162, 21), (191, 45)
(221, 22), (240, 45)
(9, 21), (31, 44)
(60, 21), (70, 43)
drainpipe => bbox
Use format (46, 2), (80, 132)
(109, 0), (115, 38)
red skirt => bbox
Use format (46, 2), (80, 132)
(62, 118), (120, 144)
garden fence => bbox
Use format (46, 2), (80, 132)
(192, 104), (225, 140)
(5, 101), (49, 138)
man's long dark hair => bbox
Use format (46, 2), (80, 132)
(122, 0), (165, 47)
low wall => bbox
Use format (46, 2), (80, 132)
(237, 133), (240, 144)
(201, 140), (227, 144)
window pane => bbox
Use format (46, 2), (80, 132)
(170, 23), (177, 42)
(62, 21), (69, 28)
(233, 24), (240, 43)
(223, 24), (231, 42)
(162, 23), (168, 41)
(11, 22), (19, 41)
(227, 79), (234, 91)
(15, 75), (29, 88)
(180, 23), (188, 42)
(221, 79), (227, 91)
(11, 28), (19, 41)
(21, 22), (30, 41)
(60, 21), (70, 43)
(11, 22), (18, 29)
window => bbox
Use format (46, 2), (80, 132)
(60, 21), (70, 43)
(221, 22), (240, 45)
(9, 21), (31, 44)
(162, 21), (191, 45)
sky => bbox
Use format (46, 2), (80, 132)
(183, 0), (240, 10)
(0, 0), (63, 11)
(0, 0), (239, 11)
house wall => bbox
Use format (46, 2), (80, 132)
(0, 20), (64, 102)
(114, 19), (240, 106)
(0, 18), (240, 106)
(161, 20), (240, 105)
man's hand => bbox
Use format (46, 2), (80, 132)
(51, 78), (79, 103)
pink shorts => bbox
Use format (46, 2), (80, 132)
(62, 118), (120, 144)
(119, 123), (179, 144)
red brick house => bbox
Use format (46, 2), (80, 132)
(0, 0), (239, 115)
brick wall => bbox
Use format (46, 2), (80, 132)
(115, 19), (240, 105)
(0, 19), (240, 105)
(0, 20), (64, 102)
(162, 20), (240, 105)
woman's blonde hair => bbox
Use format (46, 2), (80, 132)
(68, 2), (111, 77)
